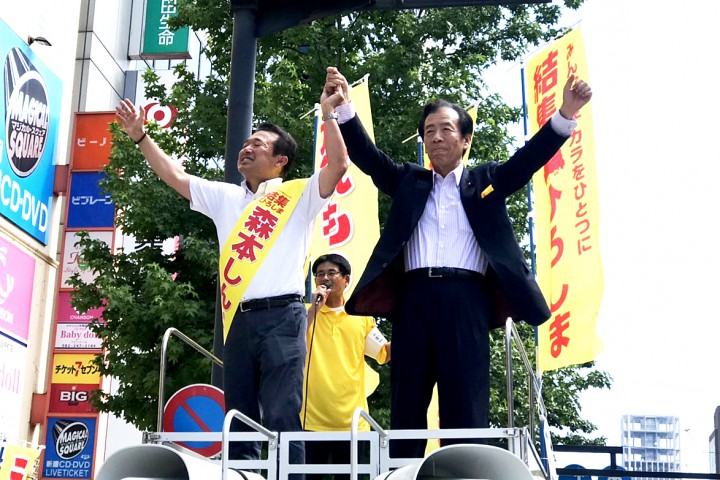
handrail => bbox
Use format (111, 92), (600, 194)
(157, 327), (224, 432)
(221, 409), (278, 480)
(505, 318), (552, 477)
(350, 408), (388, 480)
(505, 318), (548, 428)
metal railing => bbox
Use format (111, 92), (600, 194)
(222, 409), (278, 480)
(147, 323), (553, 479)
(351, 408), (388, 480)
(554, 445), (720, 479)
(157, 327), (224, 432)
(504, 317), (553, 479)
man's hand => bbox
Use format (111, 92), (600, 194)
(558, 74), (592, 120)
(115, 99), (146, 143)
(321, 66), (350, 113)
(312, 284), (332, 307)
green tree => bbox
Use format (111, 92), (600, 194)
(70, 0), (610, 445)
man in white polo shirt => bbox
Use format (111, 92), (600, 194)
(115, 82), (349, 468)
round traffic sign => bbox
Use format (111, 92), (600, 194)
(559, 463), (591, 480)
(163, 384), (225, 457)
(598, 465), (632, 480)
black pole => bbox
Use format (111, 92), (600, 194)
(224, 6), (257, 185)
(211, 4), (258, 388)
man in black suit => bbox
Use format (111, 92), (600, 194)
(322, 67), (592, 458)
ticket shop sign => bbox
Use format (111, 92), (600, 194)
(0, 233), (35, 343)
(0, 19), (62, 244)
(51, 353), (102, 385)
(43, 417), (96, 479)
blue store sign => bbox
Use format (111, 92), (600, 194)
(0, 19), (62, 244)
(43, 417), (97, 479)
(67, 172), (115, 228)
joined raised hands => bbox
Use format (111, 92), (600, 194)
(321, 67), (350, 112)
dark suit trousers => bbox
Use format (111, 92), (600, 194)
(390, 274), (491, 459)
(224, 301), (307, 467)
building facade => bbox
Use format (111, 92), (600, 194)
(0, 1), (207, 478)
(621, 414), (681, 478)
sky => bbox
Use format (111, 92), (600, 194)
(492, 0), (720, 472)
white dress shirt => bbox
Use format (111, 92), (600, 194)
(404, 162), (486, 272)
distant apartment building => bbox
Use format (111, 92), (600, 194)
(622, 414), (681, 478)
(711, 407), (720, 473)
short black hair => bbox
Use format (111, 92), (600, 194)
(417, 99), (473, 139)
(312, 253), (351, 276)
(256, 123), (297, 176)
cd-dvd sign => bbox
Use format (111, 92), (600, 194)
(4, 47), (49, 177)
(52, 420), (90, 459)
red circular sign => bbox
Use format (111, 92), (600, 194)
(144, 102), (177, 129)
(163, 384), (226, 457)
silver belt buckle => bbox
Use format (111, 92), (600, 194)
(428, 267), (442, 278)
(239, 301), (250, 313)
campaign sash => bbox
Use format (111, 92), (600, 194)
(219, 179), (307, 341)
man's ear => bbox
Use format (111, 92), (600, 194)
(275, 155), (289, 170)
(463, 135), (471, 150)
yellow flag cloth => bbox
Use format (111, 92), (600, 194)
(527, 28), (604, 371)
(0, 444), (42, 480)
(309, 80), (379, 296)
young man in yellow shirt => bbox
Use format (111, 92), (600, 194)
(302, 254), (391, 480)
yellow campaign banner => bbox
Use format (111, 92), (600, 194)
(309, 80), (380, 296)
(51, 353), (102, 385)
(422, 104), (477, 169)
(527, 28), (604, 371)
(0, 444), (42, 480)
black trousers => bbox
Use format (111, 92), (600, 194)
(389, 275), (491, 458)
(223, 300), (307, 468)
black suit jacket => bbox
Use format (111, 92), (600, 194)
(340, 115), (569, 328)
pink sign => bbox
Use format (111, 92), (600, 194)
(56, 291), (104, 324)
(0, 234), (36, 342)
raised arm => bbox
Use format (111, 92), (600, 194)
(318, 67), (351, 199)
(325, 67), (408, 197)
(558, 74), (593, 120)
(115, 99), (192, 200)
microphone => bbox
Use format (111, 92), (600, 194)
(315, 281), (332, 305)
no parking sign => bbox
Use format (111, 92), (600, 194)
(598, 465), (631, 480)
(163, 384), (226, 457)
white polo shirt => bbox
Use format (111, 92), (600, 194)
(189, 171), (327, 301)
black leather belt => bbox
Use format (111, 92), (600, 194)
(405, 267), (483, 281)
(239, 294), (303, 313)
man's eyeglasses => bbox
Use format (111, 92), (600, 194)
(314, 270), (342, 279)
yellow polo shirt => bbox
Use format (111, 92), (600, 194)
(302, 305), (389, 432)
